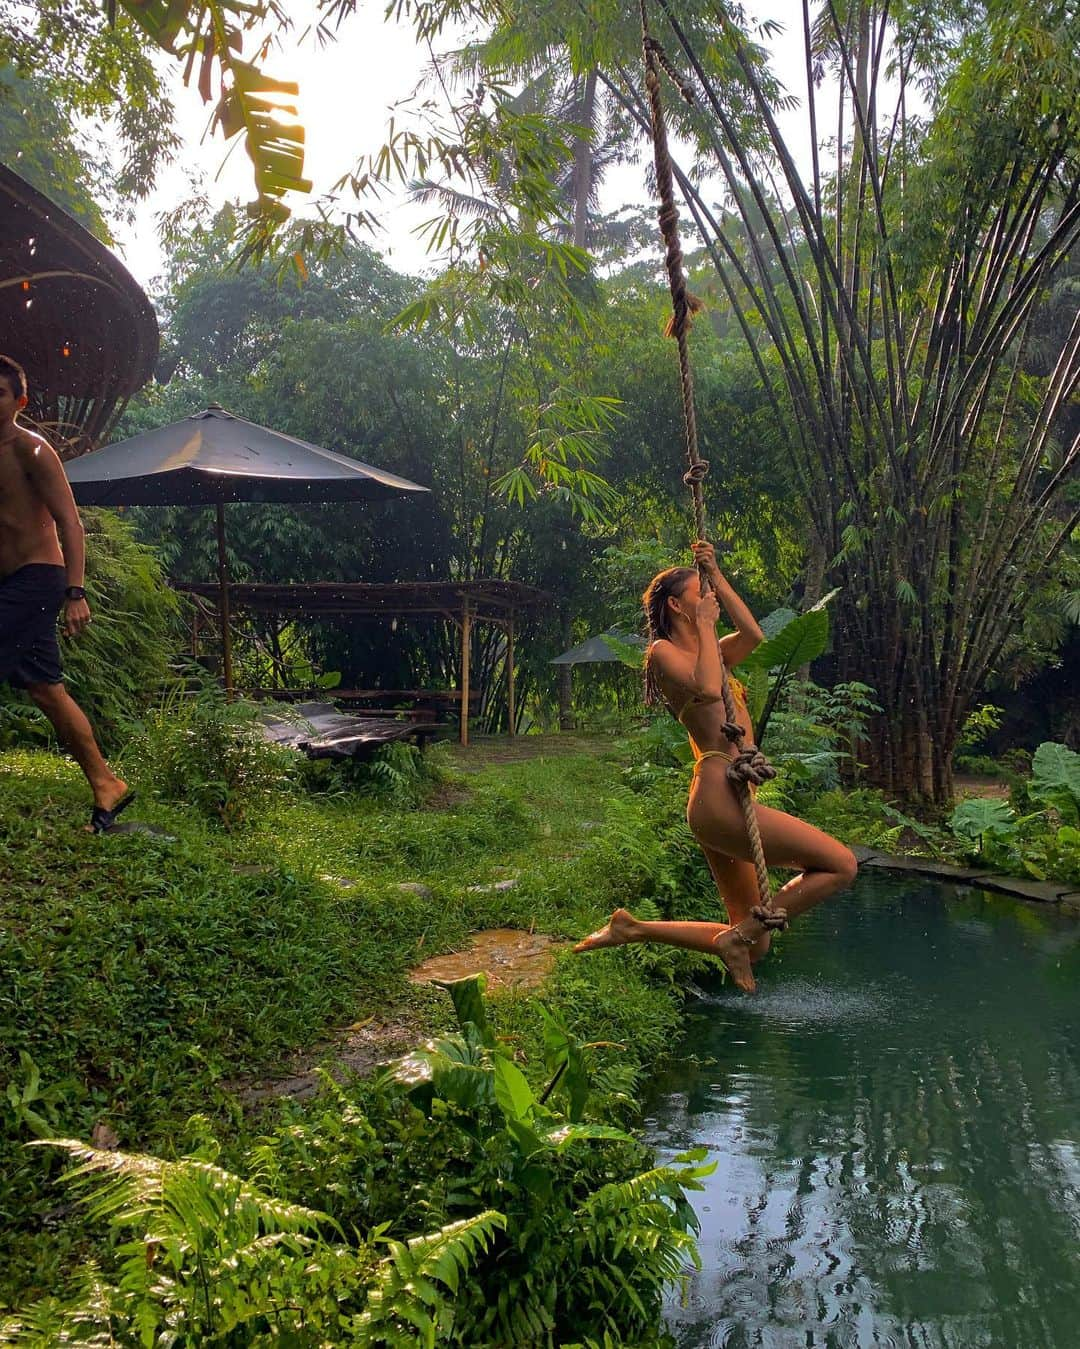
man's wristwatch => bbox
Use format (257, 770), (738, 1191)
(64, 586), (87, 602)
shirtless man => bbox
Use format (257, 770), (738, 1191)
(0, 354), (134, 831)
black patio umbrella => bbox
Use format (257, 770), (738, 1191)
(65, 405), (431, 692)
(550, 629), (646, 664)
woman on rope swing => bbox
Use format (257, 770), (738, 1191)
(576, 540), (857, 993)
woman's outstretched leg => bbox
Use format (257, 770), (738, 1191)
(575, 909), (730, 955)
(574, 848), (776, 960)
(702, 847), (771, 962)
(708, 802), (857, 993)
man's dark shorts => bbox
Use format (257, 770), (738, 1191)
(0, 564), (67, 687)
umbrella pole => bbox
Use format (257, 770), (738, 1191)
(215, 502), (235, 699)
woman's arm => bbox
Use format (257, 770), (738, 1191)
(651, 588), (727, 702)
(692, 540), (763, 668)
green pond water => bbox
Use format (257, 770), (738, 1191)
(645, 870), (1080, 1348)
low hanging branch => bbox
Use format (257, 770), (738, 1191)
(107, 0), (312, 256)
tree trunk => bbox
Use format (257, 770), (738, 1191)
(572, 69), (598, 251)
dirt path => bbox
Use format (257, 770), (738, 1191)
(954, 774), (1009, 799)
(235, 737), (605, 1106)
(444, 732), (615, 768)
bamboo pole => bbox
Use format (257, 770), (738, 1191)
(460, 598), (472, 746)
(506, 613), (516, 737)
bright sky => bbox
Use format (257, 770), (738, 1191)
(110, 2), (824, 288)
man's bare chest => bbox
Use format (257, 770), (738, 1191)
(0, 449), (40, 520)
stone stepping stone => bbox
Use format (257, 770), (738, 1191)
(102, 821), (176, 841)
(963, 873), (1075, 904)
(319, 874), (359, 890)
(467, 878), (519, 894)
(397, 882), (433, 898)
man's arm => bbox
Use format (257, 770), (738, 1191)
(17, 436), (90, 634)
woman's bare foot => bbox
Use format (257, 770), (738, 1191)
(712, 926), (758, 993)
(574, 908), (640, 952)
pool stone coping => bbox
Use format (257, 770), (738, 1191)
(850, 845), (1080, 908)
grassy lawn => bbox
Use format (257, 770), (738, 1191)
(0, 736), (695, 1307)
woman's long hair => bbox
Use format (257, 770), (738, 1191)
(641, 566), (696, 706)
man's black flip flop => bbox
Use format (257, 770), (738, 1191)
(90, 792), (137, 834)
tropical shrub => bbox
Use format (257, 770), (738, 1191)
(766, 680), (883, 794)
(953, 703), (1005, 774)
(123, 684), (294, 828)
(1, 979), (712, 1347)
(315, 739), (438, 807)
(947, 744), (1080, 883)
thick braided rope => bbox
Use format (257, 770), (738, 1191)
(641, 6), (784, 929)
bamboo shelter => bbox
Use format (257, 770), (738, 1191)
(174, 580), (551, 745)
(0, 162), (158, 454)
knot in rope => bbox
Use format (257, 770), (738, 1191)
(751, 904), (788, 933)
(682, 459), (709, 486)
(719, 720), (743, 744)
(727, 745), (777, 788)
(643, 35), (695, 104)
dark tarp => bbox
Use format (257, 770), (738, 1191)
(257, 703), (429, 759)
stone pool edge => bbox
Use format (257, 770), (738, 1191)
(850, 846), (1080, 911)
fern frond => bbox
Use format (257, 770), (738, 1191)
(355, 1210), (506, 1347)
(35, 1141), (334, 1241)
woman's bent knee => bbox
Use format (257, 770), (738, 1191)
(836, 847), (859, 888)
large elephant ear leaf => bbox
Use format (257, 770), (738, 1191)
(949, 797), (1016, 841)
(760, 607), (797, 638)
(740, 600), (833, 673)
(433, 974), (493, 1044)
(1030, 742), (1080, 822)
(604, 635), (648, 669)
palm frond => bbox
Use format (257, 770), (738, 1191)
(407, 178), (501, 220)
